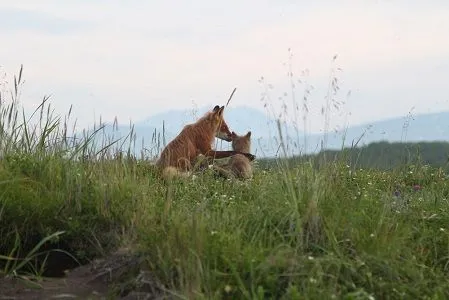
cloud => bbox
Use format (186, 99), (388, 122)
(0, 7), (93, 35)
(0, 0), (448, 132)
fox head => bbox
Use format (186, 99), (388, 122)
(231, 131), (251, 153)
(211, 105), (233, 142)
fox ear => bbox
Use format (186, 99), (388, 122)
(217, 106), (225, 116)
(212, 105), (220, 112)
(246, 131), (251, 138)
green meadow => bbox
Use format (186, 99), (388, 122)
(1, 67), (449, 299)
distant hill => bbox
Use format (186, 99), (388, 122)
(87, 106), (449, 158)
(258, 140), (449, 172)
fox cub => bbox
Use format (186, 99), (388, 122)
(215, 131), (253, 180)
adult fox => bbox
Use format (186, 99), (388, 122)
(156, 105), (255, 179)
(214, 131), (253, 180)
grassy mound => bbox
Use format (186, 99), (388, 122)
(1, 67), (449, 299)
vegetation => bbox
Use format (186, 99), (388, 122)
(259, 141), (449, 172)
(2, 66), (449, 299)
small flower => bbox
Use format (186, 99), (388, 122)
(224, 285), (232, 293)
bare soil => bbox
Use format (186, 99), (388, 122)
(0, 248), (167, 300)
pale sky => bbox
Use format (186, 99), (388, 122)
(1, 0), (449, 133)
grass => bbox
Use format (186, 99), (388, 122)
(1, 65), (449, 299)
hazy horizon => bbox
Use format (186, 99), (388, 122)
(1, 0), (448, 134)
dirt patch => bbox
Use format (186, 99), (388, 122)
(0, 248), (168, 300)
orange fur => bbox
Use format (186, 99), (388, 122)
(156, 105), (255, 179)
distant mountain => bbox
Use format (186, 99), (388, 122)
(87, 106), (449, 159)
(326, 111), (449, 148)
(135, 105), (299, 157)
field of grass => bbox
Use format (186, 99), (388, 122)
(1, 68), (449, 299)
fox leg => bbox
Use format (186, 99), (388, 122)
(192, 154), (211, 172)
(212, 165), (235, 179)
(162, 166), (191, 182)
(205, 150), (255, 161)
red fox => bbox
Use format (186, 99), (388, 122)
(156, 105), (255, 180)
(214, 131), (253, 180)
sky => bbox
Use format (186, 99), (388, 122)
(0, 0), (448, 134)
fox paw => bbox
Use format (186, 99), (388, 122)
(244, 153), (256, 161)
